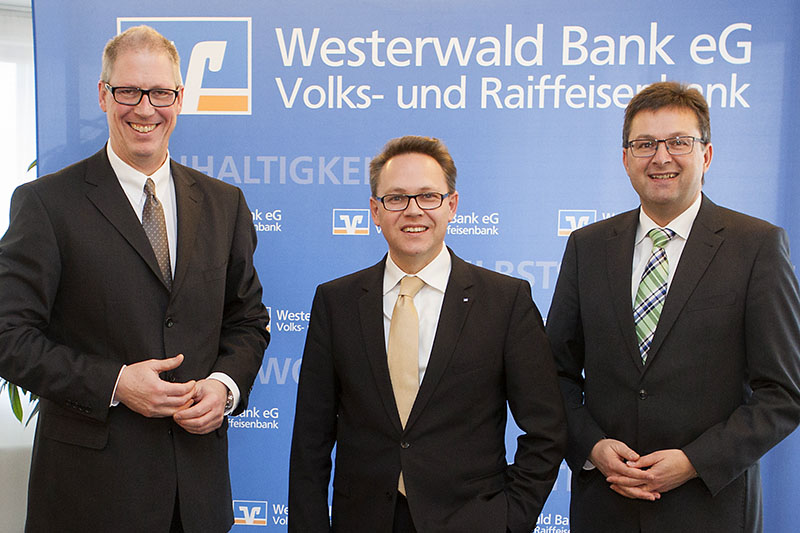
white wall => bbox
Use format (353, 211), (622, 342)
(0, 3), (36, 532)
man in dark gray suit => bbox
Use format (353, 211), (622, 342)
(547, 81), (800, 532)
(0, 26), (269, 532)
(289, 135), (566, 532)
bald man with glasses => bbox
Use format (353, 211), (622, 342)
(0, 25), (269, 532)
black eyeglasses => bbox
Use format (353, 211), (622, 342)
(374, 192), (449, 211)
(104, 83), (180, 107)
(625, 136), (707, 158)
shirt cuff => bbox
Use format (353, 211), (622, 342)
(110, 365), (126, 407)
(208, 372), (240, 415)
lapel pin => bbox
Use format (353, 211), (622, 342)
(463, 297), (469, 302)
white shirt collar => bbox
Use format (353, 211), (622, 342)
(106, 141), (172, 204)
(636, 194), (702, 244)
(383, 244), (451, 295)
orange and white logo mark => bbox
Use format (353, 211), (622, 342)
(332, 209), (370, 235)
(117, 17), (252, 115)
(232, 500), (268, 526)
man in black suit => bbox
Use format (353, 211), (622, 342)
(0, 26), (269, 532)
(289, 135), (566, 532)
(546, 81), (800, 532)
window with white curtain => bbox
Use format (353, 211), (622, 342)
(0, 6), (36, 235)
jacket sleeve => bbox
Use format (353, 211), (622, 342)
(0, 183), (120, 421)
(210, 188), (270, 415)
(682, 226), (800, 495)
(546, 233), (608, 471)
(503, 278), (568, 532)
(288, 285), (338, 532)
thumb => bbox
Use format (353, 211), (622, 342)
(152, 353), (184, 372)
(612, 441), (640, 462)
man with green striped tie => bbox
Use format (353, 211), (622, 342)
(546, 81), (800, 533)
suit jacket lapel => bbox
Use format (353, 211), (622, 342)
(171, 161), (204, 296)
(358, 258), (405, 433)
(406, 249), (473, 431)
(83, 148), (166, 288)
(605, 210), (644, 372)
(645, 195), (723, 368)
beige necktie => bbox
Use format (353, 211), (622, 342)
(142, 178), (173, 290)
(387, 275), (425, 495)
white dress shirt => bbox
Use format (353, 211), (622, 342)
(586, 194), (702, 469)
(382, 244), (451, 384)
(631, 194), (703, 303)
(106, 143), (239, 412)
(107, 143), (177, 275)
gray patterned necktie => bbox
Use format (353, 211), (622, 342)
(142, 178), (172, 290)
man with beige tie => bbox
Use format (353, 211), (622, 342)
(289, 135), (567, 532)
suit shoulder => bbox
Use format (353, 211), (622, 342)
(317, 261), (383, 294)
(568, 208), (638, 241)
(454, 258), (543, 318)
(171, 159), (243, 197)
(14, 153), (110, 212)
(24, 154), (94, 193)
(454, 257), (533, 302)
(461, 259), (528, 288)
(711, 203), (782, 235)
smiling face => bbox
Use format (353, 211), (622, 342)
(99, 49), (183, 176)
(370, 152), (458, 274)
(623, 106), (713, 226)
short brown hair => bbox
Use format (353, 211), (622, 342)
(101, 25), (182, 87)
(623, 81), (710, 147)
(369, 136), (457, 196)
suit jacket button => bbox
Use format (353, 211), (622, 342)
(638, 389), (648, 400)
(165, 317), (174, 328)
(400, 441), (411, 449)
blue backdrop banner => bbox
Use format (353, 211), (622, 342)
(31, 1), (800, 530)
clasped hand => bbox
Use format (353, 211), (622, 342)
(589, 438), (698, 500)
(114, 354), (228, 434)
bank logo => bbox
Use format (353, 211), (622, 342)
(332, 209), (370, 235)
(558, 209), (596, 236)
(233, 500), (268, 526)
(117, 17), (252, 115)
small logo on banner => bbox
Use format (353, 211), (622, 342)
(332, 209), (370, 235)
(557, 209), (596, 236)
(117, 17), (252, 115)
(264, 307), (272, 334)
(232, 500), (268, 526)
